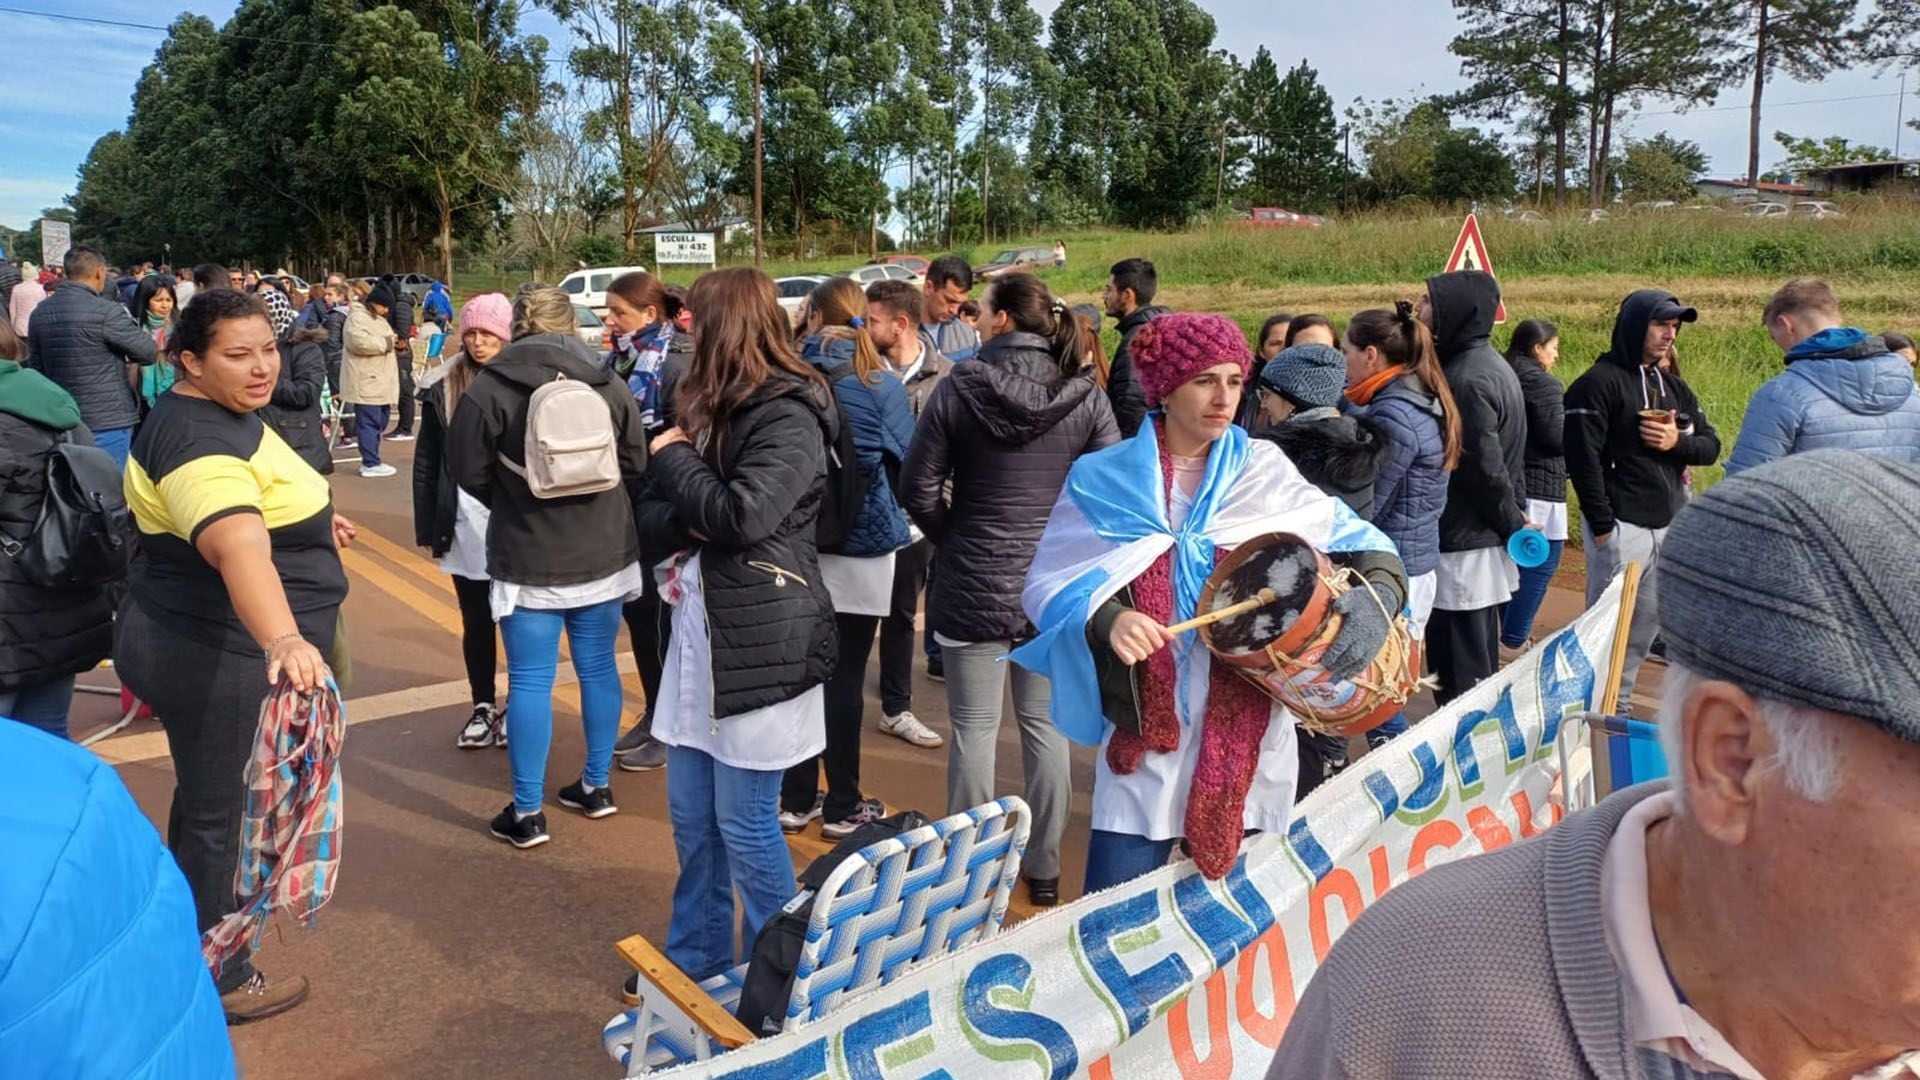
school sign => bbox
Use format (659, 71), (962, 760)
(658, 578), (1627, 1079)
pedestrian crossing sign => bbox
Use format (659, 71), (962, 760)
(1444, 213), (1507, 323)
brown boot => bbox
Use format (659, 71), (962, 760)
(222, 970), (310, 1024)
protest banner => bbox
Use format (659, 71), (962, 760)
(652, 576), (1630, 1079)
(40, 219), (70, 271)
(1444, 213), (1506, 323)
(654, 232), (717, 266)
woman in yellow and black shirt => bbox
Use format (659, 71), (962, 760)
(115, 287), (353, 1023)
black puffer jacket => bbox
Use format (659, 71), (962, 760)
(1427, 271), (1528, 552)
(25, 281), (158, 432)
(446, 339), (649, 585)
(261, 328), (331, 475)
(0, 395), (113, 694)
(1258, 411), (1391, 520)
(635, 374), (837, 718)
(1510, 352), (1566, 503)
(901, 332), (1120, 643)
(1107, 304), (1167, 437)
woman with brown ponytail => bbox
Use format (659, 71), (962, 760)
(777, 277), (919, 838)
(899, 272), (1118, 907)
(1341, 300), (1462, 746)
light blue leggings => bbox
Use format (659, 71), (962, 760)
(498, 598), (626, 814)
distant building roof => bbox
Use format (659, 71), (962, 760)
(637, 216), (751, 234)
(1798, 159), (1920, 175)
(1696, 177), (1812, 195)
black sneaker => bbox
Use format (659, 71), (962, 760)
(926, 656), (945, 683)
(558, 778), (619, 819)
(820, 798), (887, 840)
(614, 718), (651, 753)
(490, 805), (550, 848)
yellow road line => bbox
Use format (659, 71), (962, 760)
(351, 526), (456, 597)
(340, 547), (466, 638)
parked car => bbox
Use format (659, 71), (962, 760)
(1793, 200), (1845, 219)
(1247, 206), (1325, 228)
(349, 272), (437, 302)
(775, 274), (830, 326)
(1511, 209), (1548, 224)
(839, 263), (923, 289)
(1585, 208), (1612, 225)
(573, 304), (609, 350)
(868, 254), (930, 277)
(559, 265), (650, 313)
(1745, 202), (1791, 219)
(973, 245), (1056, 281)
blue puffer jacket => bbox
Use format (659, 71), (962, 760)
(0, 723), (234, 1079)
(802, 334), (917, 557)
(1726, 328), (1920, 476)
(1358, 374), (1449, 577)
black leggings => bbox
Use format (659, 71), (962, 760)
(622, 590), (669, 721)
(452, 575), (499, 707)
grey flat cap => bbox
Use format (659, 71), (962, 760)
(1658, 450), (1920, 743)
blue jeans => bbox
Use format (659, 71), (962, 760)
(1367, 712), (1408, 750)
(498, 598), (625, 814)
(0, 675), (76, 739)
(1500, 539), (1565, 648)
(93, 426), (132, 469)
(354, 404), (389, 468)
(1084, 829), (1177, 894)
(665, 745), (797, 981)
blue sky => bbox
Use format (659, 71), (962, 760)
(0, 1), (1911, 232)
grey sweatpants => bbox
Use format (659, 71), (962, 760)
(1583, 519), (1665, 710)
(941, 639), (1068, 879)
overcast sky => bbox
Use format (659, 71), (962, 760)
(0, 1), (1911, 232)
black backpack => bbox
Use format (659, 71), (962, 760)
(4, 434), (135, 590)
(732, 810), (930, 1036)
(813, 363), (870, 556)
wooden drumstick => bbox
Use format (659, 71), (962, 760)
(1164, 588), (1277, 636)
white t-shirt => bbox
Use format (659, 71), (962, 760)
(1433, 545), (1519, 612)
(820, 552), (895, 617)
(490, 562), (645, 621)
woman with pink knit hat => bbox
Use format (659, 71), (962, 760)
(1013, 312), (1409, 892)
(414, 292), (514, 749)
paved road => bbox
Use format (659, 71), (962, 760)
(72, 437), (1629, 1079)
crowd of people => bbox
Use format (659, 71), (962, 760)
(3, 233), (1919, 1080)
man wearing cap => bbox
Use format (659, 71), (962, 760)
(1564, 289), (1720, 710)
(1270, 450), (1920, 1079)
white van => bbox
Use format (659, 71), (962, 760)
(559, 265), (649, 313)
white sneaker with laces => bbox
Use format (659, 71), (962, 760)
(360, 464), (397, 478)
(778, 794), (824, 834)
(879, 710), (944, 748)
(456, 704), (496, 749)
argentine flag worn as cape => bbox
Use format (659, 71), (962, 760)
(1010, 421), (1399, 839)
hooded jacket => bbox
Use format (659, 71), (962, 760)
(801, 334), (917, 556)
(0, 361), (114, 693)
(25, 280), (158, 431)
(260, 327), (332, 475)
(445, 339), (649, 586)
(1564, 290), (1722, 535)
(342, 303), (399, 406)
(1358, 375), (1450, 577)
(635, 374), (838, 718)
(1427, 271), (1528, 552)
(1511, 352), (1568, 502)
(900, 331), (1120, 643)
(1106, 304), (1167, 438)
(1725, 327), (1920, 476)
(1256, 410), (1390, 520)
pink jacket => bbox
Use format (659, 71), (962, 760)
(10, 279), (45, 339)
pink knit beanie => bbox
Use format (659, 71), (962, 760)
(1131, 312), (1252, 407)
(458, 292), (513, 343)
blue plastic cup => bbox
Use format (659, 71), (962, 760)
(1507, 527), (1550, 569)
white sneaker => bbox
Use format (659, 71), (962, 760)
(360, 464), (397, 478)
(387, 432), (415, 443)
(778, 794), (824, 834)
(456, 704), (496, 749)
(879, 710), (944, 748)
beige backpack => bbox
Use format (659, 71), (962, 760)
(499, 373), (621, 498)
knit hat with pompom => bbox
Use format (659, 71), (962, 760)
(1130, 311), (1252, 407)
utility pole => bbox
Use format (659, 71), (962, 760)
(1899, 73), (1908, 160)
(1214, 122), (1227, 218)
(753, 44), (764, 269)
(1341, 124), (1352, 216)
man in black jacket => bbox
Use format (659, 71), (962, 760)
(1420, 270), (1528, 706)
(1102, 257), (1168, 438)
(24, 245), (158, 468)
(1565, 290), (1721, 710)
(382, 274), (418, 440)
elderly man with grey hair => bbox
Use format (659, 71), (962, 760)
(1269, 449), (1920, 1080)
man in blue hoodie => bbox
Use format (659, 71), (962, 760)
(1727, 277), (1920, 476)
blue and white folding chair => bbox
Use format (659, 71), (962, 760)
(1557, 711), (1670, 813)
(602, 797), (1031, 1076)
